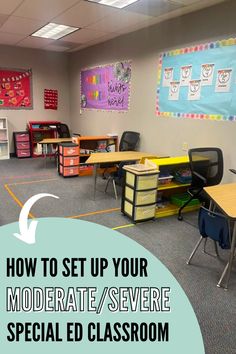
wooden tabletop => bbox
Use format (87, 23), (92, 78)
(86, 151), (158, 164)
(38, 138), (72, 144)
(204, 183), (236, 219)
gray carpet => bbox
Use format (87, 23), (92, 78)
(1, 157), (236, 354)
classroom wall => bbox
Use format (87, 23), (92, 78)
(69, 0), (236, 183)
(0, 45), (70, 152)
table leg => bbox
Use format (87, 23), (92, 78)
(93, 163), (98, 200)
(222, 222), (236, 289)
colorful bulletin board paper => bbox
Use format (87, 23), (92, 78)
(80, 61), (131, 111)
(0, 68), (32, 109)
(44, 89), (58, 110)
(156, 38), (236, 121)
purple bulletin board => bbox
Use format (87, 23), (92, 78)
(80, 61), (131, 112)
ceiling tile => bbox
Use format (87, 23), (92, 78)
(0, 0), (24, 15)
(43, 44), (72, 52)
(0, 16), (45, 35)
(88, 9), (153, 33)
(53, 1), (117, 28)
(17, 36), (54, 49)
(124, 0), (183, 16)
(60, 27), (108, 43)
(170, 0), (208, 4)
(0, 31), (26, 44)
(0, 14), (10, 26)
(13, 0), (81, 21)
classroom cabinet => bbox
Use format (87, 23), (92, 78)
(0, 117), (9, 160)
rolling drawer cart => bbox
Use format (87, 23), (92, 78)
(58, 143), (79, 177)
(121, 166), (159, 223)
(13, 131), (31, 158)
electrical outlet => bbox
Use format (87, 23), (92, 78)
(182, 142), (188, 151)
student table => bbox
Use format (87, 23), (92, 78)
(204, 183), (236, 289)
(86, 151), (158, 199)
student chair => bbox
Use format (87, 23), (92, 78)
(57, 123), (71, 138)
(178, 147), (224, 221)
(187, 206), (231, 286)
(105, 160), (136, 199)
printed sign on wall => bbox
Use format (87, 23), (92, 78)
(80, 61), (131, 112)
(156, 38), (236, 121)
(0, 68), (32, 109)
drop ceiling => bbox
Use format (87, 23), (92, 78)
(0, 0), (227, 52)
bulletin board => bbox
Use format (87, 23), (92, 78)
(156, 38), (236, 121)
(80, 61), (131, 112)
(0, 68), (33, 109)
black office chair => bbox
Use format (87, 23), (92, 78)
(57, 123), (71, 138)
(105, 160), (136, 199)
(178, 147), (224, 221)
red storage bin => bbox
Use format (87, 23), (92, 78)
(59, 143), (79, 156)
(15, 133), (30, 142)
(17, 150), (31, 158)
(16, 142), (30, 150)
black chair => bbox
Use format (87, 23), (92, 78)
(119, 131), (140, 151)
(105, 160), (136, 199)
(57, 123), (71, 138)
(178, 147), (224, 221)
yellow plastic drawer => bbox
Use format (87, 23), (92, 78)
(124, 200), (156, 221)
(126, 171), (158, 190)
(125, 186), (157, 205)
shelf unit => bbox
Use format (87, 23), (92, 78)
(0, 117), (9, 160)
(13, 131), (31, 158)
(142, 156), (200, 218)
(72, 135), (119, 176)
(28, 120), (60, 157)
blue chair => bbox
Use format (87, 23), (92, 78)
(187, 206), (230, 266)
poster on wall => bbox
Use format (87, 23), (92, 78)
(0, 68), (33, 109)
(156, 38), (236, 121)
(44, 89), (58, 110)
(80, 61), (131, 112)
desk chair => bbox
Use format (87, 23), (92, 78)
(187, 206), (231, 286)
(105, 160), (136, 199)
(102, 131), (140, 178)
(178, 147), (223, 221)
(57, 123), (70, 138)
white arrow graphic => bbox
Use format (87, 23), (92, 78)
(13, 193), (59, 244)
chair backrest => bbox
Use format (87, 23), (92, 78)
(198, 207), (230, 249)
(119, 131), (140, 151)
(189, 147), (223, 188)
(117, 160), (137, 180)
(57, 123), (70, 138)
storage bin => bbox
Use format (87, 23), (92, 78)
(125, 186), (157, 205)
(59, 143), (79, 156)
(124, 200), (156, 221)
(59, 165), (78, 177)
(17, 150), (31, 158)
(170, 193), (200, 207)
(59, 155), (79, 167)
(158, 175), (173, 185)
(126, 171), (158, 190)
(16, 142), (30, 149)
(15, 133), (30, 142)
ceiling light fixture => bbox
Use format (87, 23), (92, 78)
(31, 23), (79, 40)
(87, 0), (139, 9)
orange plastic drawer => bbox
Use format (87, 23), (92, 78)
(59, 165), (78, 177)
(59, 145), (79, 156)
(59, 155), (79, 166)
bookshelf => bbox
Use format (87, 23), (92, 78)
(0, 117), (9, 160)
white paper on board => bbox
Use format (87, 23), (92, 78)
(180, 65), (192, 86)
(163, 67), (174, 87)
(215, 68), (232, 92)
(188, 79), (201, 100)
(168, 81), (180, 100)
(201, 63), (215, 86)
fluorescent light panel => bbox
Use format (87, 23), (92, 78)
(31, 23), (79, 40)
(88, 0), (139, 9)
